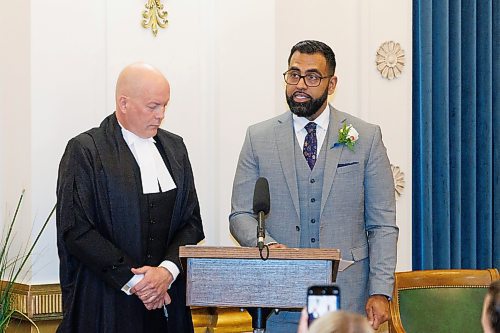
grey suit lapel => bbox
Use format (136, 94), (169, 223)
(275, 113), (300, 218)
(320, 105), (346, 216)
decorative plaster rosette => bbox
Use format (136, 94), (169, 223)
(376, 41), (405, 80)
(391, 164), (405, 199)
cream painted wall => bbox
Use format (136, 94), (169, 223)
(0, 0), (33, 281)
(0, 0), (412, 284)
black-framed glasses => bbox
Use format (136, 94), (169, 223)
(283, 70), (332, 87)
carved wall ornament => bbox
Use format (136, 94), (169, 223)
(391, 164), (405, 199)
(142, 0), (168, 37)
(376, 41), (405, 80)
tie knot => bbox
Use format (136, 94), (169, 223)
(305, 122), (317, 134)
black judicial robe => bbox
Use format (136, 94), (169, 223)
(56, 114), (204, 333)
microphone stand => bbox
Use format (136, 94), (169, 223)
(251, 177), (272, 331)
(257, 211), (269, 260)
(257, 211), (265, 250)
(248, 211), (272, 332)
(247, 307), (274, 333)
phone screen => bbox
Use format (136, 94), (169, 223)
(307, 285), (340, 325)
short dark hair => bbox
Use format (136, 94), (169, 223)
(288, 40), (337, 75)
(487, 280), (500, 333)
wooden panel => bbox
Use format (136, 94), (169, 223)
(180, 246), (340, 261)
(186, 258), (332, 308)
(6, 319), (60, 333)
(1, 281), (62, 321)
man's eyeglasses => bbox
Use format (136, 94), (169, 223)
(283, 70), (332, 87)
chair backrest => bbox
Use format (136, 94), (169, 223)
(388, 268), (499, 333)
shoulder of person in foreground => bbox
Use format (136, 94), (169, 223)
(482, 279), (500, 333)
(308, 310), (374, 333)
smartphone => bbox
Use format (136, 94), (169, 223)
(307, 285), (340, 325)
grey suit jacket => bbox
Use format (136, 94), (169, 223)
(229, 105), (398, 313)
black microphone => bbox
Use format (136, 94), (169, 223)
(253, 177), (270, 250)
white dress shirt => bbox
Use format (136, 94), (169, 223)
(293, 104), (330, 153)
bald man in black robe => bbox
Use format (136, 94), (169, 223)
(56, 63), (204, 333)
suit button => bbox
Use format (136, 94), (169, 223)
(310, 179), (315, 183)
(311, 219), (316, 223)
(150, 202), (154, 208)
(147, 254), (152, 259)
(149, 236), (154, 241)
(150, 219), (156, 224)
(311, 198), (316, 203)
(296, 226), (300, 231)
(311, 238), (316, 243)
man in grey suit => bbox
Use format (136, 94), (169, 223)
(229, 40), (398, 332)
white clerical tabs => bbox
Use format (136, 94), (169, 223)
(152, 140), (176, 192)
(120, 124), (177, 194)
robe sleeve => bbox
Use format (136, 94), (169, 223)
(57, 137), (138, 290)
(162, 140), (204, 270)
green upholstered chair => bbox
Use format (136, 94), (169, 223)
(388, 269), (499, 333)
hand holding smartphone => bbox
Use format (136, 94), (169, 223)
(307, 285), (340, 326)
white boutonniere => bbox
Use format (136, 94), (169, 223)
(337, 123), (359, 151)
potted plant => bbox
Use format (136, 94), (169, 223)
(0, 190), (54, 332)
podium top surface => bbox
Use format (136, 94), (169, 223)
(179, 246), (340, 261)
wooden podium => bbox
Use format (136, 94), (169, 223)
(179, 246), (340, 332)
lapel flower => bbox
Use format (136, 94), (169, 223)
(337, 123), (359, 151)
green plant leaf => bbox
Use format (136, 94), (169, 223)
(0, 191), (55, 332)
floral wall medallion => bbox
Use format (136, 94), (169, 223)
(376, 41), (405, 80)
(391, 164), (405, 199)
(142, 0), (168, 37)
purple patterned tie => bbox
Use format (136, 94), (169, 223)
(303, 122), (317, 170)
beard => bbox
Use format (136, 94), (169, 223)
(286, 88), (329, 118)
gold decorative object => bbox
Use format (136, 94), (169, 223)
(142, 0), (168, 37)
(5, 282), (254, 332)
(5, 282), (62, 320)
(391, 164), (405, 199)
(376, 41), (405, 80)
